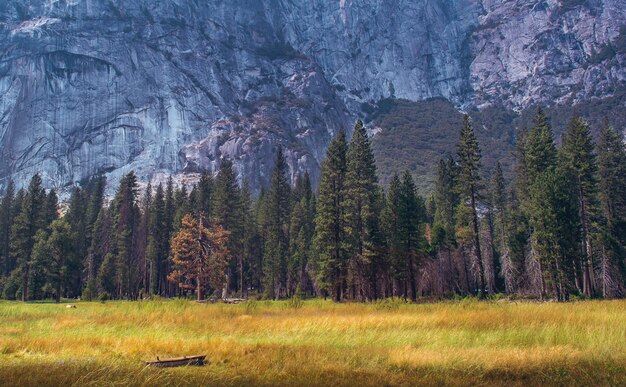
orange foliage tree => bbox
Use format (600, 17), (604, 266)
(168, 214), (230, 300)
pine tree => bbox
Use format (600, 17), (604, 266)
(524, 109), (557, 186)
(240, 179), (258, 296)
(196, 172), (213, 217)
(10, 174), (47, 301)
(168, 214), (230, 301)
(490, 162), (513, 292)
(382, 174), (404, 297)
(433, 157), (457, 242)
(597, 124), (626, 240)
(0, 180), (15, 276)
(263, 146), (292, 299)
(151, 184), (167, 295)
(344, 120), (382, 300)
(596, 123), (626, 297)
(66, 187), (88, 297)
(163, 176), (176, 296)
(87, 207), (113, 298)
(139, 183), (153, 295)
(213, 159), (243, 296)
(314, 131), (348, 301)
(560, 116), (598, 296)
(399, 171), (423, 300)
(30, 219), (74, 302)
(111, 172), (140, 299)
(528, 167), (579, 301)
(455, 115), (486, 298)
(522, 109), (560, 297)
(289, 173), (315, 295)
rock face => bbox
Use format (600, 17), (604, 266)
(0, 0), (623, 193)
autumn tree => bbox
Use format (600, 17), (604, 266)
(168, 214), (230, 301)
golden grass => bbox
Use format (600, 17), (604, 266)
(0, 299), (624, 386)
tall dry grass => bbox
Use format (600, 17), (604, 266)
(0, 299), (624, 386)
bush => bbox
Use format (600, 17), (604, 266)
(287, 294), (304, 309)
(98, 291), (109, 303)
(375, 298), (404, 311)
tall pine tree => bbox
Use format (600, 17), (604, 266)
(314, 131), (348, 301)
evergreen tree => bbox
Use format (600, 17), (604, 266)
(399, 171), (423, 300)
(289, 173), (315, 295)
(344, 120), (382, 300)
(213, 160), (243, 296)
(151, 184), (168, 295)
(524, 109), (557, 186)
(0, 180), (15, 276)
(560, 116), (598, 296)
(314, 131), (348, 301)
(263, 146), (292, 299)
(433, 157), (457, 242)
(30, 219), (74, 302)
(490, 162), (512, 292)
(66, 187), (88, 297)
(163, 176), (176, 296)
(10, 174), (48, 301)
(528, 167), (579, 301)
(111, 172), (140, 299)
(455, 115), (486, 297)
(522, 109), (561, 297)
(87, 207), (113, 299)
(196, 172), (213, 217)
(382, 174), (404, 296)
(596, 123), (626, 297)
(597, 124), (626, 241)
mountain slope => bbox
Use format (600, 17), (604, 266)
(0, 0), (623, 193)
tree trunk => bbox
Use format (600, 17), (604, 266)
(197, 277), (204, 301)
(470, 191), (486, 298)
(22, 266), (29, 302)
(578, 183), (594, 297)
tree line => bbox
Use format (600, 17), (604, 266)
(0, 111), (624, 302)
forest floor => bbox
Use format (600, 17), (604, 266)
(0, 298), (624, 386)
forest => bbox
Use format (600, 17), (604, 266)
(0, 110), (624, 302)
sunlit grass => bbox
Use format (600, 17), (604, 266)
(0, 299), (624, 386)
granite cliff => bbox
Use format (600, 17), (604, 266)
(0, 0), (623, 193)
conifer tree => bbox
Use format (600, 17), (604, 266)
(0, 180), (15, 276)
(169, 214), (230, 301)
(263, 146), (292, 298)
(289, 173), (315, 295)
(30, 219), (74, 302)
(10, 174), (47, 301)
(213, 160), (243, 296)
(344, 120), (382, 300)
(455, 115), (486, 297)
(522, 109), (561, 297)
(490, 162), (512, 292)
(399, 171), (422, 300)
(528, 166), (579, 300)
(596, 123), (626, 297)
(433, 158), (457, 242)
(111, 172), (140, 299)
(382, 173), (403, 296)
(314, 131), (348, 301)
(560, 116), (598, 296)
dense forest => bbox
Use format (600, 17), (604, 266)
(0, 110), (624, 302)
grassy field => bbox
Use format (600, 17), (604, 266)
(0, 299), (624, 386)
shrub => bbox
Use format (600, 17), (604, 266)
(98, 291), (109, 303)
(287, 294), (304, 309)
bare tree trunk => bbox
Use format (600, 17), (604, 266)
(470, 191), (486, 298)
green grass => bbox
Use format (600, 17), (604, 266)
(0, 299), (624, 386)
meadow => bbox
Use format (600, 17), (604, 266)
(0, 299), (624, 386)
